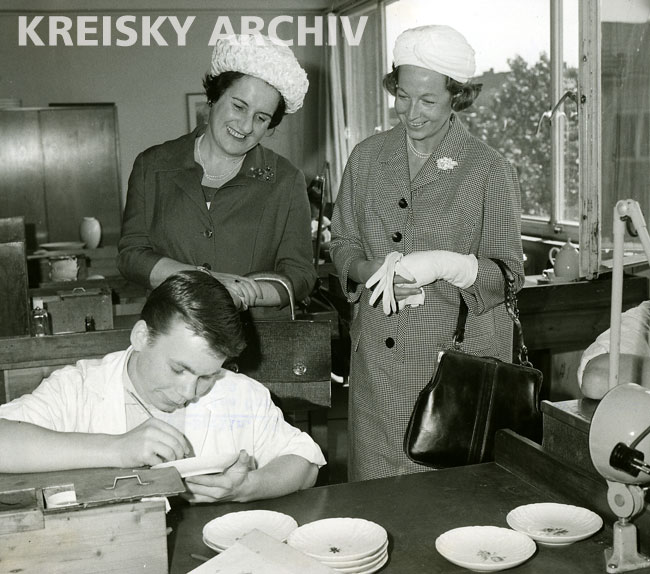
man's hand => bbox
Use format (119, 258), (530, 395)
(183, 449), (256, 503)
(112, 418), (192, 467)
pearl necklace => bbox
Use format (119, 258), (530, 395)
(406, 136), (433, 160)
(196, 135), (244, 183)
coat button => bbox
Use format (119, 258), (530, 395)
(201, 263), (211, 270)
(391, 231), (402, 242)
(203, 229), (213, 238)
(398, 198), (408, 208)
(385, 337), (395, 348)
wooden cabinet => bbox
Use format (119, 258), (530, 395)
(0, 106), (122, 249)
(0, 217), (30, 337)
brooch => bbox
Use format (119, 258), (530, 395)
(247, 166), (275, 181)
(436, 157), (458, 171)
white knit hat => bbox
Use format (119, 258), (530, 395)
(393, 25), (475, 83)
(210, 34), (309, 114)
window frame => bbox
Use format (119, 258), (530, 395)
(578, 0), (601, 279)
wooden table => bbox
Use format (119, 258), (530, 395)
(167, 461), (637, 574)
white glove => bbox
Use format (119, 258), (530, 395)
(365, 250), (478, 316)
(365, 252), (403, 315)
(399, 288), (425, 309)
(395, 250), (478, 290)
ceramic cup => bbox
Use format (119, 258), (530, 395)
(49, 255), (79, 282)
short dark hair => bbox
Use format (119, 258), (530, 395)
(140, 270), (246, 358)
(382, 64), (482, 112)
(203, 72), (287, 129)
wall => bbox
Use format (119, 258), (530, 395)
(0, 1), (329, 207)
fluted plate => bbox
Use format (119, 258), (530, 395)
(436, 526), (536, 572)
(331, 548), (389, 573)
(287, 517), (387, 561)
(321, 540), (388, 568)
(506, 503), (603, 546)
(203, 510), (298, 551)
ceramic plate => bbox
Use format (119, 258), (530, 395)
(39, 241), (86, 251)
(547, 276), (577, 284)
(506, 503), (603, 546)
(203, 510), (298, 550)
(321, 540), (388, 568)
(435, 526), (536, 572)
(330, 548), (389, 573)
(287, 517), (387, 561)
(202, 535), (226, 553)
(152, 451), (238, 478)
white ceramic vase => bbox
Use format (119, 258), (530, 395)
(80, 217), (102, 249)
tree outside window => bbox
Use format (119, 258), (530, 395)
(462, 54), (579, 225)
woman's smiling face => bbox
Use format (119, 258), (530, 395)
(206, 74), (281, 157)
(394, 64), (453, 143)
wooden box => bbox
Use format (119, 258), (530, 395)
(0, 467), (185, 573)
(31, 282), (113, 334)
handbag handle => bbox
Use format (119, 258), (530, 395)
(246, 272), (296, 319)
(452, 258), (532, 367)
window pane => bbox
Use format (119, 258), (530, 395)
(384, 0), (579, 230)
(600, 0), (650, 263)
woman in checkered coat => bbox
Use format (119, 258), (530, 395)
(330, 25), (525, 481)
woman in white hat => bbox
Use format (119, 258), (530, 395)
(330, 25), (525, 481)
(118, 35), (316, 312)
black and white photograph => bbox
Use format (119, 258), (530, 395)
(1, 0), (649, 572)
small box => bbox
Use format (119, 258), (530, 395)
(0, 467), (185, 574)
(31, 282), (113, 334)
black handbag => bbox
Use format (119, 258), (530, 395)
(403, 259), (542, 468)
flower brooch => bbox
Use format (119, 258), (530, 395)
(436, 157), (458, 171)
(247, 166), (275, 181)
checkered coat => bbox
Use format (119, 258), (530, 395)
(330, 115), (525, 481)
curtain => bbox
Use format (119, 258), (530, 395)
(323, 2), (385, 201)
(325, 21), (350, 201)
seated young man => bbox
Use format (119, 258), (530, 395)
(578, 300), (650, 400)
(0, 270), (325, 503)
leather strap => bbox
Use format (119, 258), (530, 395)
(452, 259), (532, 367)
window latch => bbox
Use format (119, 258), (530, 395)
(536, 90), (578, 135)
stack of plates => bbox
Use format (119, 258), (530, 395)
(287, 517), (388, 573)
(202, 510), (298, 552)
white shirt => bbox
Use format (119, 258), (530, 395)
(577, 301), (650, 387)
(0, 348), (326, 469)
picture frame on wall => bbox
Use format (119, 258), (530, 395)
(186, 93), (209, 131)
